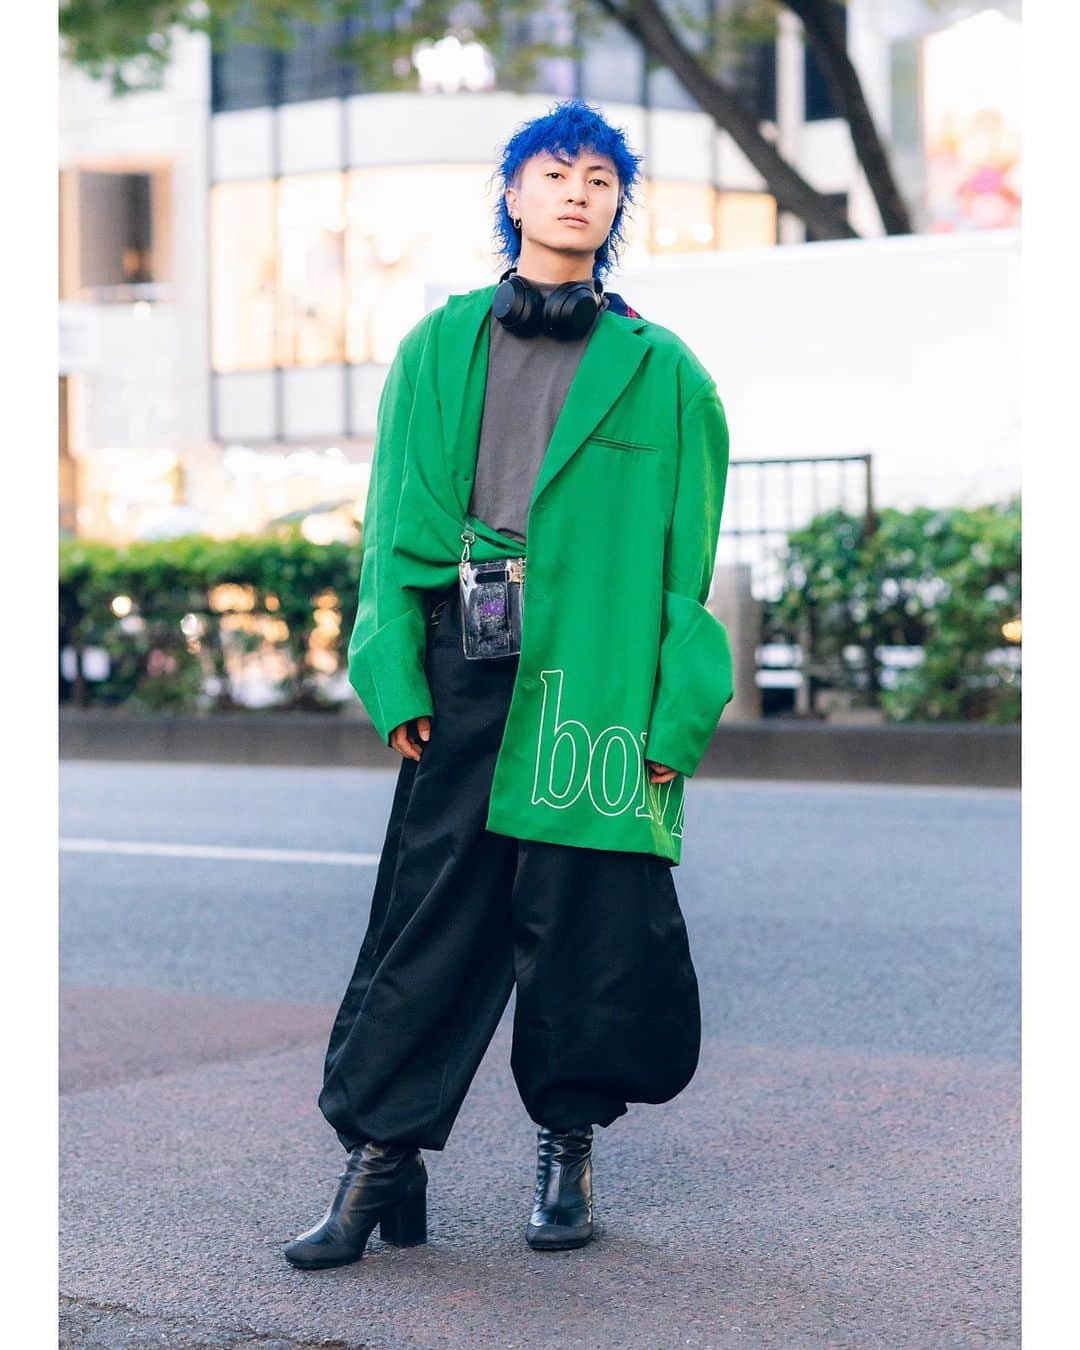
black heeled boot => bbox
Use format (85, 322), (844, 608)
(283, 1140), (428, 1270)
(525, 1123), (594, 1251)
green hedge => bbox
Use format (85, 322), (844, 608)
(765, 497), (1021, 722)
(59, 527), (361, 711)
(60, 499), (1021, 721)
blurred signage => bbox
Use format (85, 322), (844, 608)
(922, 10), (1022, 232)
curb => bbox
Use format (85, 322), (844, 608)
(59, 709), (1020, 787)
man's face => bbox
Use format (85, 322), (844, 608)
(506, 149), (622, 261)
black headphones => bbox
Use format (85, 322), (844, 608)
(492, 266), (605, 342)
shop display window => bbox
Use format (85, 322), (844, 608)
(345, 164), (498, 364)
(275, 173), (348, 366)
(210, 180), (276, 371)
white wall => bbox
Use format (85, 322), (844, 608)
(60, 30), (212, 454)
(609, 228), (1020, 511)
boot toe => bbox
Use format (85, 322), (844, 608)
(525, 1217), (594, 1250)
(282, 1229), (366, 1270)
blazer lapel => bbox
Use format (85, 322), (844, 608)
(532, 306), (649, 507)
(436, 283), (649, 517)
(436, 286), (495, 511)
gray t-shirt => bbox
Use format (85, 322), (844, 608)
(467, 275), (608, 547)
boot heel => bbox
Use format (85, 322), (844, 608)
(379, 1185), (427, 1247)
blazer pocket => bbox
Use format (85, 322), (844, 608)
(587, 433), (662, 453)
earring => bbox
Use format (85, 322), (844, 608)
(512, 217), (521, 229)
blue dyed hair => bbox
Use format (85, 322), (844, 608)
(489, 98), (644, 282)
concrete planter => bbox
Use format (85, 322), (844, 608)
(59, 708), (1019, 787)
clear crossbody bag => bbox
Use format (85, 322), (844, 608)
(458, 527), (525, 660)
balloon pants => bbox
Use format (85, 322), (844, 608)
(318, 581), (701, 1152)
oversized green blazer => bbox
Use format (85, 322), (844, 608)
(348, 281), (734, 865)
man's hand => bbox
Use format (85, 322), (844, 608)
(389, 716), (431, 761)
(646, 759), (678, 785)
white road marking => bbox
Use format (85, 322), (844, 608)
(59, 838), (381, 867)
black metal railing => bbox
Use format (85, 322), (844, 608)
(718, 452), (877, 714)
(719, 451), (875, 602)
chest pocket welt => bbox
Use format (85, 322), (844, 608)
(587, 433), (661, 453)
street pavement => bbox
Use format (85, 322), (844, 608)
(59, 761), (1019, 1349)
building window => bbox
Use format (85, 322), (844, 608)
(71, 169), (169, 302)
(279, 17), (355, 104)
(210, 180), (276, 371)
(212, 9), (360, 111)
(636, 180), (776, 254)
(804, 0), (846, 122)
(735, 32), (777, 124)
(345, 164), (500, 364)
(211, 165), (501, 372)
(716, 190), (777, 247)
(276, 173), (348, 366)
(211, 38), (276, 112)
(212, 174), (349, 371)
(644, 180), (718, 253)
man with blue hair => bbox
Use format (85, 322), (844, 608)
(489, 94), (644, 317)
(285, 99), (734, 1269)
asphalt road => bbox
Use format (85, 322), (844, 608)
(59, 760), (1020, 1349)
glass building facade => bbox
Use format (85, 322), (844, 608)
(207, 2), (791, 445)
(210, 5), (781, 120)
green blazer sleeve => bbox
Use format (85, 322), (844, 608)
(347, 333), (434, 745)
(644, 377), (735, 777)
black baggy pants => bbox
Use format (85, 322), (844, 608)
(318, 579), (701, 1153)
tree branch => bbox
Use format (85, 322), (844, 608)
(785, 0), (912, 233)
(592, 0), (857, 239)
